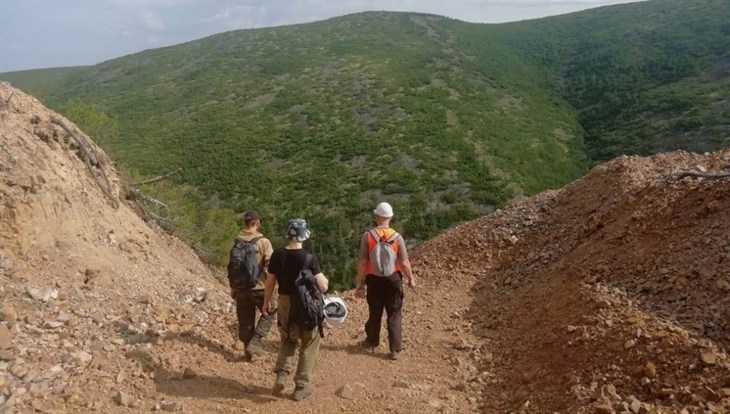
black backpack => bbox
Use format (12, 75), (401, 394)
(227, 236), (263, 289)
(294, 254), (325, 336)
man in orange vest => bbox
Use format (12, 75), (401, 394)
(355, 202), (416, 360)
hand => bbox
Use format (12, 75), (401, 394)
(261, 302), (270, 317)
(408, 278), (416, 289)
(355, 286), (366, 299)
(230, 288), (238, 299)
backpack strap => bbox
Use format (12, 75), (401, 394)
(385, 232), (400, 243)
(368, 229), (381, 243)
(245, 236), (266, 278)
(303, 253), (313, 272)
(246, 236), (263, 245)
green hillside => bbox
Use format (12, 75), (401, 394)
(2, 0), (728, 288)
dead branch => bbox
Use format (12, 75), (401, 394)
(139, 193), (169, 214)
(667, 170), (730, 183)
(4, 91), (14, 105)
(51, 118), (119, 209)
(131, 168), (182, 186)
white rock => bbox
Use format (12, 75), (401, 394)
(26, 287), (58, 302)
(43, 321), (65, 329)
(71, 351), (92, 365)
(193, 288), (208, 303)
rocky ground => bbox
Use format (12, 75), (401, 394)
(1, 82), (729, 414)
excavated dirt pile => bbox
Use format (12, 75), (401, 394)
(415, 149), (730, 413)
(0, 83), (234, 412)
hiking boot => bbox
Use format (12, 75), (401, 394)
(272, 372), (287, 397)
(292, 384), (312, 401)
(242, 352), (253, 363)
(246, 341), (265, 356)
(359, 339), (377, 349)
(389, 351), (401, 360)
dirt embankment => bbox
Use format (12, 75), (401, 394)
(415, 150), (730, 413)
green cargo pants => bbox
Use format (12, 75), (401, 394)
(274, 295), (321, 388)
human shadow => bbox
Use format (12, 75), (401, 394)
(320, 342), (391, 360)
(112, 321), (244, 363)
(151, 366), (277, 404)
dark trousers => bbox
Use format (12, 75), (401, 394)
(236, 289), (276, 348)
(365, 273), (404, 352)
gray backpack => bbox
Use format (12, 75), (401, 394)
(368, 229), (400, 276)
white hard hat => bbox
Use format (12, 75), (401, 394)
(323, 296), (347, 325)
(373, 202), (394, 218)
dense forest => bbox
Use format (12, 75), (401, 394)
(2, 0), (728, 288)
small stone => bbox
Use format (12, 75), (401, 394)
(567, 325), (578, 332)
(603, 384), (619, 400)
(43, 321), (65, 329)
(113, 390), (132, 407)
(393, 379), (411, 389)
(0, 349), (15, 361)
(0, 305), (17, 322)
(452, 339), (472, 350)
(193, 288), (208, 303)
(72, 350), (93, 365)
(628, 396), (642, 413)
(595, 404), (615, 414)
(715, 279), (730, 292)
(624, 339), (636, 349)
(701, 350), (718, 365)
(11, 364), (29, 379)
(719, 388), (730, 397)
(161, 401), (182, 412)
(182, 367), (197, 379)
(428, 399), (441, 409)
(644, 362), (656, 379)
(0, 324), (12, 349)
(31, 399), (45, 412)
(336, 384), (354, 400)
(26, 287), (58, 302)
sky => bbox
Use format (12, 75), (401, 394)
(0, 0), (643, 72)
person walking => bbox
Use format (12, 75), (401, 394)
(355, 202), (416, 360)
(228, 211), (275, 362)
(263, 219), (328, 401)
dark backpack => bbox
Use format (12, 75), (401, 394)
(227, 236), (263, 289)
(294, 254), (325, 336)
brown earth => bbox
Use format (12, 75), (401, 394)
(0, 82), (729, 414)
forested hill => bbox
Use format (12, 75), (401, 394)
(2, 0), (727, 288)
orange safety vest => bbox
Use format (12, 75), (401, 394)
(365, 227), (400, 275)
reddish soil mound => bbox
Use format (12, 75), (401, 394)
(414, 150), (730, 413)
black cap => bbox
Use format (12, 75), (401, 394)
(240, 210), (262, 223)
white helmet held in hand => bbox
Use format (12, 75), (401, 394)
(323, 296), (347, 325)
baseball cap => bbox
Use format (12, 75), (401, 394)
(241, 211), (262, 222)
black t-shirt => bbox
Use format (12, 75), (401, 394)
(268, 248), (322, 295)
